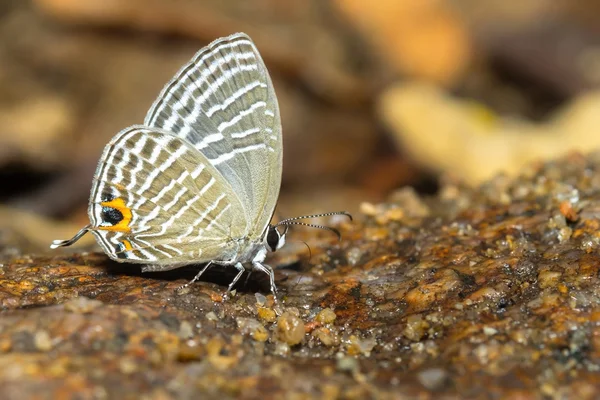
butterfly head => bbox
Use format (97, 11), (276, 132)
(266, 225), (287, 252)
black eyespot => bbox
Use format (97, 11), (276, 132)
(266, 227), (280, 252)
(102, 206), (123, 225)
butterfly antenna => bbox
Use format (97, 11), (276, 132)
(277, 221), (343, 241)
(276, 211), (352, 225)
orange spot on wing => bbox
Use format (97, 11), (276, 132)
(121, 240), (133, 251)
(98, 197), (132, 233)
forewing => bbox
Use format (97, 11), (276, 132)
(88, 126), (247, 265)
(144, 32), (282, 240)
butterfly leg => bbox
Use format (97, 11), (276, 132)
(200, 260), (245, 300)
(252, 262), (278, 303)
(176, 261), (214, 290)
(225, 262), (245, 296)
(242, 270), (253, 289)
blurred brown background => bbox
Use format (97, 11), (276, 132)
(2, 0), (600, 254)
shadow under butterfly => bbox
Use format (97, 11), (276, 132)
(51, 32), (351, 302)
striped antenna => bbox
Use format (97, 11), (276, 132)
(275, 211), (352, 240)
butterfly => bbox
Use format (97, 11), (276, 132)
(51, 33), (351, 300)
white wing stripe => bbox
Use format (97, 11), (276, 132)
(140, 205), (161, 227)
(124, 135), (148, 190)
(137, 145), (187, 195)
(204, 203), (231, 232)
(198, 176), (216, 196)
(176, 170), (190, 185)
(217, 101), (266, 131)
(197, 133), (225, 150)
(149, 178), (177, 203)
(190, 164), (205, 179)
(142, 194), (201, 238)
(205, 81), (267, 117)
(210, 143), (269, 165)
(176, 192), (227, 241)
(230, 127), (260, 139)
(148, 139), (165, 164)
(163, 186), (187, 211)
(161, 244), (183, 255)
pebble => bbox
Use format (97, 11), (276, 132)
(275, 312), (305, 346)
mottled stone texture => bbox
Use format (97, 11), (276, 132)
(3, 152), (600, 399)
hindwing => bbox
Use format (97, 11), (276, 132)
(88, 126), (247, 265)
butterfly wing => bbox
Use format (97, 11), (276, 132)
(88, 126), (248, 266)
(144, 33), (282, 242)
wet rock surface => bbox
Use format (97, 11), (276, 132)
(3, 152), (600, 398)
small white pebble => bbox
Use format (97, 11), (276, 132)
(255, 293), (267, 306)
(205, 311), (219, 321)
(483, 326), (498, 336)
(417, 368), (448, 390)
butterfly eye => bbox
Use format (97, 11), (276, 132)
(266, 226), (281, 252)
